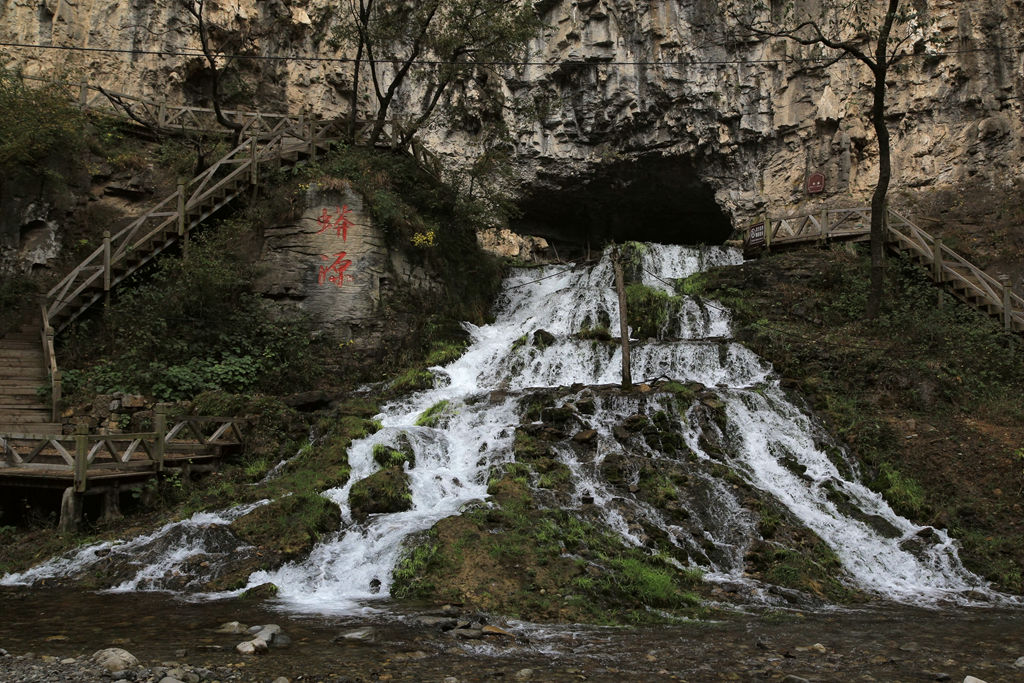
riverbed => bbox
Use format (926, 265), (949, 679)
(1, 588), (1022, 682)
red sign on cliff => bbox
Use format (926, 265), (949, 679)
(807, 173), (826, 195)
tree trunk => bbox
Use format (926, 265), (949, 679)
(866, 0), (900, 319)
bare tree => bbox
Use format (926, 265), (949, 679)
(179, 0), (251, 145)
(736, 0), (926, 318)
(335, 0), (539, 150)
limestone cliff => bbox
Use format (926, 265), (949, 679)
(3, 0), (1022, 253)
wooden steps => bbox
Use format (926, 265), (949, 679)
(0, 320), (53, 436)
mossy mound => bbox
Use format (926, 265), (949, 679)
(350, 467), (414, 520)
(391, 489), (704, 624)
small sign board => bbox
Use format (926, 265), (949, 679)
(747, 222), (765, 247)
(807, 173), (826, 194)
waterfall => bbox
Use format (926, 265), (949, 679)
(3, 244), (997, 609)
(246, 244), (992, 610)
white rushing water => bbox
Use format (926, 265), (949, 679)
(246, 243), (991, 611)
(2, 243), (996, 608)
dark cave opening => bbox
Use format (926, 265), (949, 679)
(514, 155), (733, 256)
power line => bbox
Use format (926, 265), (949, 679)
(1, 40), (1022, 68)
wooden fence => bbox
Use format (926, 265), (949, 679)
(741, 207), (1024, 334)
(0, 410), (245, 494)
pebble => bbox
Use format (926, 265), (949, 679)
(1014, 656), (1024, 669)
(963, 677), (989, 683)
(514, 669), (534, 680)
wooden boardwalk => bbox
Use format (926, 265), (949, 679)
(740, 207), (1024, 334)
(0, 411), (244, 530)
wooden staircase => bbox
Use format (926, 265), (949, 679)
(0, 320), (60, 435)
(741, 207), (1024, 335)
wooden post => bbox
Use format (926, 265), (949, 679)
(249, 137), (259, 186)
(158, 98), (167, 128)
(933, 238), (945, 309)
(764, 216), (772, 250)
(102, 230), (111, 309)
(1001, 275), (1012, 331)
(612, 248), (632, 391)
(177, 180), (188, 258)
(58, 487), (82, 533)
(101, 485), (122, 523)
(79, 78), (88, 108)
(821, 209), (829, 242)
(74, 423), (88, 494)
(52, 369), (62, 423)
(153, 405), (167, 473)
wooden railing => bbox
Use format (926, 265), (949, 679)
(0, 410), (245, 493)
(13, 77), (446, 414)
(740, 206), (1024, 334)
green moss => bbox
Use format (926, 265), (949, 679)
(625, 283), (683, 340)
(372, 437), (415, 469)
(872, 463), (927, 518)
(391, 368), (434, 393)
(392, 530), (443, 599)
(349, 467), (413, 520)
(415, 399), (453, 427)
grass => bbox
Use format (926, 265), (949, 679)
(705, 246), (1024, 592)
(414, 399), (452, 428)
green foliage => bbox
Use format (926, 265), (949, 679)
(372, 438), (415, 469)
(391, 530), (442, 599)
(61, 222), (320, 401)
(625, 283), (683, 340)
(602, 557), (701, 609)
(872, 462), (926, 518)
(0, 65), (85, 182)
(415, 400), (452, 428)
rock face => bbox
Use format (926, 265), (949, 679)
(254, 182), (441, 351)
(3, 0), (1023, 244)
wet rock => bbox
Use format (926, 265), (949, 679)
(532, 329), (556, 348)
(272, 678), (291, 683)
(622, 414), (648, 431)
(241, 582), (279, 600)
(336, 627), (376, 641)
(572, 429), (597, 444)
(215, 621), (249, 634)
(235, 638), (268, 655)
(514, 669), (534, 680)
(481, 625), (515, 638)
(349, 467), (413, 520)
(254, 624), (282, 642)
(963, 677), (989, 683)
(452, 628), (484, 639)
(781, 677), (809, 683)
(92, 648), (138, 672)
(1014, 656), (1024, 669)
(413, 615), (458, 630)
(159, 677), (185, 683)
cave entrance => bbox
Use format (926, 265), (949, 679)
(514, 156), (732, 256)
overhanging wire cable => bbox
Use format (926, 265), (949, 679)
(1, 40), (1022, 67)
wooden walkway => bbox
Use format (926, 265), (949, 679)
(0, 411), (244, 530)
(741, 207), (1024, 334)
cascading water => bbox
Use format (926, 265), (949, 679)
(245, 243), (993, 611)
(3, 244), (997, 609)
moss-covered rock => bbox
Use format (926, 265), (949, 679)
(349, 467), (413, 520)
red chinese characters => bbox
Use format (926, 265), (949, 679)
(317, 205), (353, 241)
(318, 251), (351, 288)
(315, 205), (354, 288)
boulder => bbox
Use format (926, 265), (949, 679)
(349, 467), (413, 520)
(92, 648), (138, 673)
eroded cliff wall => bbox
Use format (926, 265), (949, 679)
(3, 0), (1022, 242)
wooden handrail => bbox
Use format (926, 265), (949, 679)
(1, 416), (245, 481)
(741, 206), (1024, 335)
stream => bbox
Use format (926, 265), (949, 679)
(2, 244), (1022, 681)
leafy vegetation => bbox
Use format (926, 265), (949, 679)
(706, 246), (1024, 591)
(59, 221), (321, 402)
(0, 65), (85, 184)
